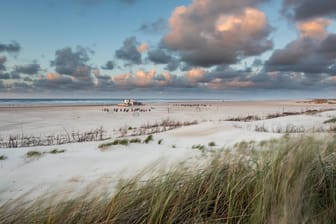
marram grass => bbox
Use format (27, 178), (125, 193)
(1, 135), (336, 224)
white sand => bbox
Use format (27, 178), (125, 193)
(0, 100), (335, 204)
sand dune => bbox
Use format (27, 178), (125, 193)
(0, 100), (335, 204)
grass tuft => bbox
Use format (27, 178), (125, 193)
(208, 141), (216, 147)
(0, 155), (7, 160)
(49, 149), (66, 154)
(192, 144), (205, 151)
(143, 135), (153, 144)
(130, 138), (142, 143)
(26, 150), (42, 158)
(324, 117), (336, 124)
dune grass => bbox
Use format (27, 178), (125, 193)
(143, 135), (154, 144)
(48, 149), (66, 154)
(1, 135), (336, 223)
(25, 150), (42, 158)
(324, 117), (336, 124)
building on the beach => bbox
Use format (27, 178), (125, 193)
(118, 99), (143, 107)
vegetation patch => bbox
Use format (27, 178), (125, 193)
(143, 135), (153, 144)
(192, 144), (206, 151)
(130, 138), (142, 143)
(0, 155), (7, 160)
(3, 136), (336, 223)
(208, 141), (216, 147)
(158, 139), (163, 145)
(26, 150), (42, 158)
(49, 149), (66, 154)
(324, 117), (336, 124)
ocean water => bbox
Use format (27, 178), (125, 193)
(0, 98), (225, 107)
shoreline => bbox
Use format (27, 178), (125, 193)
(0, 99), (333, 110)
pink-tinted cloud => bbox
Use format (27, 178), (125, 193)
(185, 68), (205, 82)
(137, 43), (149, 53)
(163, 0), (272, 67)
(47, 73), (61, 80)
(298, 18), (331, 39)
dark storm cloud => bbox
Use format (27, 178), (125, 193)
(138, 18), (168, 34)
(15, 64), (40, 75)
(101, 60), (114, 70)
(0, 41), (21, 53)
(115, 36), (142, 65)
(282, 0), (336, 20)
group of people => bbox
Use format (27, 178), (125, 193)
(173, 103), (210, 107)
(102, 107), (152, 113)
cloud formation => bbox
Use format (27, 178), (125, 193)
(15, 63), (40, 75)
(138, 18), (168, 34)
(51, 46), (92, 82)
(0, 56), (6, 71)
(0, 41), (21, 53)
(101, 60), (115, 70)
(162, 0), (273, 67)
(115, 36), (142, 65)
(282, 0), (336, 21)
(266, 18), (336, 74)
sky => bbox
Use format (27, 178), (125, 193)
(0, 0), (336, 99)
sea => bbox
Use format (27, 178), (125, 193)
(0, 98), (227, 107)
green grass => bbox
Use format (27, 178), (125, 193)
(192, 144), (205, 151)
(324, 117), (336, 124)
(143, 135), (153, 144)
(48, 149), (66, 154)
(26, 150), (42, 158)
(2, 135), (336, 223)
(98, 139), (129, 149)
(99, 138), (145, 149)
(208, 141), (216, 147)
(130, 138), (142, 143)
(0, 155), (7, 160)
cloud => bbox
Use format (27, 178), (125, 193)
(115, 36), (142, 65)
(101, 60), (115, 70)
(137, 43), (148, 53)
(185, 68), (205, 82)
(297, 18), (331, 39)
(147, 48), (172, 64)
(15, 63), (40, 75)
(0, 56), (6, 71)
(112, 70), (156, 87)
(266, 18), (336, 74)
(0, 41), (21, 53)
(0, 73), (11, 80)
(162, 0), (273, 67)
(51, 46), (92, 81)
(282, 0), (336, 21)
(138, 18), (168, 34)
(146, 47), (181, 71)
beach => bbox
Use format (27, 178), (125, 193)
(1, 100), (336, 204)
